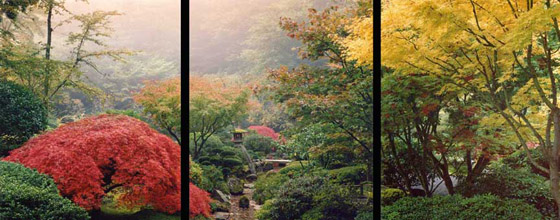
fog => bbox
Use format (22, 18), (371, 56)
(30, 0), (182, 76)
(189, 0), (332, 77)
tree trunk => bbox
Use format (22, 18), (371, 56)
(44, 3), (53, 107)
(440, 161), (455, 195)
(463, 156), (490, 196)
(550, 111), (560, 217)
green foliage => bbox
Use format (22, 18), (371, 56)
(0, 161), (89, 220)
(269, 0), (374, 176)
(198, 165), (229, 194)
(253, 172), (290, 204)
(502, 149), (549, 177)
(382, 194), (542, 220)
(195, 138), (246, 178)
(354, 211), (373, 220)
(300, 208), (324, 220)
(222, 157), (243, 167)
(189, 157), (204, 185)
(328, 165), (367, 185)
(255, 176), (324, 220)
(243, 133), (275, 155)
(0, 80), (47, 156)
(255, 175), (360, 220)
(381, 188), (406, 206)
(190, 134), (224, 156)
(456, 161), (556, 218)
(189, 88), (249, 159)
(311, 182), (359, 219)
(134, 77), (181, 144)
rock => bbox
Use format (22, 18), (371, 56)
(215, 189), (230, 203)
(246, 174), (258, 181)
(214, 201), (230, 212)
(263, 162), (274, 171)
(244, 183), (254, 189)
(243, 188), (253, 194)
(251, 200), (261, 211)
(60, 116), (75, 124)
(214, 212), (232, 220)
(228, 177), (244, 195)
(239, 196), (250, 209)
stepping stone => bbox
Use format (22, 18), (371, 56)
(250, 200), (261, 211)
(214, 212), (232, 220)
(215, 190), (230, 203)
(247, 174), (258, 181)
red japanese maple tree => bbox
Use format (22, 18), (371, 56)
(248, 125), (280, 140)
(189, 182), (212, 218)
(3, 114), (181, 214)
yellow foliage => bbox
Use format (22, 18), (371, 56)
(342, 8), (373, 68)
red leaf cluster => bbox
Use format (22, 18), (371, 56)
(3, 114), (181, 213)
(189, 182), (212, 218)
(420, 103), (438, 116)
(248, 125), (285, 143)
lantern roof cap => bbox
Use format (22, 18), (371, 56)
(233, 128), (248, 133)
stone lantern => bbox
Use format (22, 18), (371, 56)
(232, 128), (247, 146)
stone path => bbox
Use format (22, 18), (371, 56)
(216, 182), (258, 220)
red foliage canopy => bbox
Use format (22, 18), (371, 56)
(248, 125), (283, 142)
(189, 182), (212, 218)
(3, 114), (181, 213)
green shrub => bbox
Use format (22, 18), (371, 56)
(253, 172), (290, 204)
(0, 80), (47, 156)
(328, 165), (367, 185)
(456, 162), (556, 218)
(300, 208), (323, 220)
(382, 194), (542, 220)
(198, 165), (228, 194)
(255, 176), (325, 220)
(311, 181), (359, 219)
(0, 161), (89, 220)
(255, 175), (359, 220)
(222, 157), (243, 167)
(244, 134), (275, 154)
(254, 164), (327, 205)
(355, 211), (373, 220)
(381, 188), (406, 205)
(502, 149), (549, 177)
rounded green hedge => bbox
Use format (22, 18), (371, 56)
(382, 194), (542, 220)
(0, 161), (89, 220)
(456, 162), (556, 218)
(0, 80), (47, 156)
(381, 188), (406, 205)
(256, 175), (359, 220)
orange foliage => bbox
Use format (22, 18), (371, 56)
(189, 75), (259, 110)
